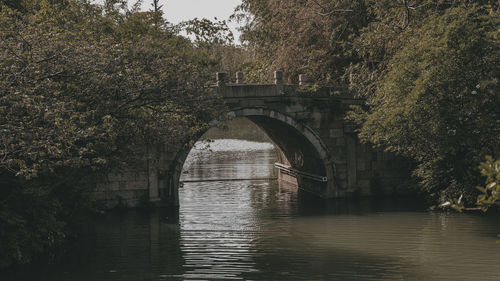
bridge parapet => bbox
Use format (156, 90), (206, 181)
(93, 71), (412, 208)
(214, 71), (361, 101)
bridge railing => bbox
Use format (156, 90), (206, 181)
(213, 71), (360, 100)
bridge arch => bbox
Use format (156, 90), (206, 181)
(164, 107), (338, 206)
(95, 81), (412, 208)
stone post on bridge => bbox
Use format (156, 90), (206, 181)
(299, 74), (308, 86)
(274, 70), (284, 94)
(216, 72), (227, 87)
(274, 70), (283, 85)
(236, 72), (244, 84)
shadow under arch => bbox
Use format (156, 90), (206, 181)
(164, 107), (338, 206)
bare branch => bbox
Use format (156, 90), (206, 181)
(402, 0), (410, 29)
(316, 9), (354, 16)
(311, 0), (353, 16)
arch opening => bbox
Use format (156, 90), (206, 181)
(181, 118), (277, 183)
(162, 108), (337, 206)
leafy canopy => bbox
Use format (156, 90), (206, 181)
(351, 6), (499, 202)
(0, 0), (225, 267)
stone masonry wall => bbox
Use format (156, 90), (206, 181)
(94, 72), (412, 208)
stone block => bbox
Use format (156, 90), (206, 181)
(330, 129), (343, 138)
(115, 171), (137, 181)
(336, 163), (347, 173)
(343, 124), (357, 133)
(358, 180), (371, 196)
(357, 152), (373, 162)
(137, 171), (150, 181)
(239, 98), (266, 107)
(324, 138), (336, 148)
(118, 190), (138, 200)
(356, 170), (373, 180)
(312, 111), (322, 120)
(337, 170), (348, 180)
(107, 181), (121, 191)
(333, 114), (345, 121)
(357, 160), (372, 171)
(293, 111), (312, 120)
(377, 152), (385, 161)
(357, 143), (367, 153)
(334, 147), (346, 162)
(318, 127), (331, 136)
(338, 180), (348, 190)
(95, 183), (107, 191)
(107, 172), (123, 181)
(357, 160), (365, 171)
(125, 180), (146, 190)
(371, 160), (384, 171)
(336, 137), (346, 146)
(93, 191), (107, 201)
(379, 179), (396, 194)
(328, 120), (344, 129)
(333, 159), (347, 165)
(285, 104), (305, 113)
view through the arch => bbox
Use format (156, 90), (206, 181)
(180, 117), (278, 183)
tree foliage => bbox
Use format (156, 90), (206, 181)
(235, 0), (498, 87)
(450, 156), (500, 212)
(476, 156), (500, 211)
(237, 1), (499, 204)
(0, 0), (223, 267)
(233, 0), (369, 84)
(180, 17), (253, 82)
(351, 6), (499, 202)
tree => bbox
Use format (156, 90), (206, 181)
(180, 17), (251, 81)
(450, 156), (500, 212)
(233, 0), (370, 84)
(151, 0), (162, 12)
(235, 1), (499, 85)
(0, 0), (223, 267)
(476, 156), (500, 211)
(237, 1), (499, 204)
(350, 6), (499, 203)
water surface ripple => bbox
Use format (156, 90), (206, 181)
(7, 139), (500, 281)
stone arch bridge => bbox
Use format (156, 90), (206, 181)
(95, 72), (410, 207)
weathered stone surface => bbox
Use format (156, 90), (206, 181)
(329, 129), (343, 138)
(95, 81), (411, 208)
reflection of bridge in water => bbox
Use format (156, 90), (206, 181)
(95, 72), (411, 207)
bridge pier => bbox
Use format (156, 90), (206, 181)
(346, 134), (358, 193)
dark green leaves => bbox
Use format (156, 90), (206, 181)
(0, 0), (224, 267)
(352, 6), (500, 203)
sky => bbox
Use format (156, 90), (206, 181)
(92, 0), (244, 41)
(93, 0), (243, 40)
(154, 0), (241, 24)
(154, 0), (242, 41)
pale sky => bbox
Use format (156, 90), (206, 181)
(155, 0), (242, 41)
(91, 0), (243, 41)
(155, 0), (241, 24)
(92, 0), (243, 40)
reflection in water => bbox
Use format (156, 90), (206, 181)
(5, 139), (500, 281)
(181, 139), (276, 181)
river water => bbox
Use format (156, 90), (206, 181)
(10, 139), (500, 281)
